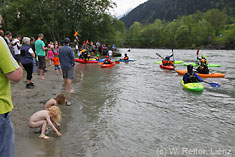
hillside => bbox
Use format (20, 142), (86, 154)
(120, 0), (235, 28)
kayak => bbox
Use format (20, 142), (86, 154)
(117, 59), (136, 62)
(181, 79), (204, 92)
(155, 61), (184, 64)
(75, 59), (99, 64)
(98, 59), (105, 62)
(160, 64), (175, 70)
(101, 63), (115, 68)
(184, 63), (221, 67)
(176, 70), (225, 78)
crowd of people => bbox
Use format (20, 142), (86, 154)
(0, 29), (77, 157)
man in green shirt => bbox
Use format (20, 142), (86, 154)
(35, 33), (47, 79)
(0, 36), (23, 157)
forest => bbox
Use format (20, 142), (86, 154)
(0, 0), (235, 49)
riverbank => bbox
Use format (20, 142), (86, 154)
(10, 64), (73, 157)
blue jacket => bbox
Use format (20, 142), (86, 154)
(20, 44), (33, 64)
(58, 45), (75, 70)
(183, 72), (202, 84)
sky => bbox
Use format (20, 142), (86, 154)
(110, 0), (148, 18)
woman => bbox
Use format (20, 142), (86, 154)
(20, 37), (35, 88)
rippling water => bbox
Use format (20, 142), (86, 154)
(62, 49), (235, 157)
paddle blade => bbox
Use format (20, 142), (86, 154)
(209, 82), (221, 88)
(115, 61), (120, 64)
(98, 62), (103, 65)
(196, 49), (199, 56)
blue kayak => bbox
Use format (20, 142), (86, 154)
(98, 59), (105, 62)
(117, 60), (136, 62)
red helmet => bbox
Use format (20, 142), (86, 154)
(106, 56), (109, 58)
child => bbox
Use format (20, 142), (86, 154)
(47, 44), (54, 66)
(29, 106), (62, 139)
(44, 94), (66, 110)
(51, 53), (61, 75)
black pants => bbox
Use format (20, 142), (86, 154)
(22, 63), (33, 80)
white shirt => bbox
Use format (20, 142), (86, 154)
(13, 39), (21, 55)
(108, 50), (113, 56)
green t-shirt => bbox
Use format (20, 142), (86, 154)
(35, 39), (46, 56)
(0, 37), (19, 114)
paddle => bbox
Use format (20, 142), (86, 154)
(202, 80), (221, 88)
(196, 49), (200, 65)
(172, 49), (175, 62)
(155, 52), (164, 59)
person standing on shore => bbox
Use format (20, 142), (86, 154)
(0, 36), (23, 157)
(35, 33), (47, 80)
(58, 38), (75, 93)
(20, 37), (35, 89)
(12, 35), (22, 65)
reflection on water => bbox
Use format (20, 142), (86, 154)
(39, 49), (235, 156)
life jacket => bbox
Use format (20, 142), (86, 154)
(124, 56), (129, 60)
(162, 59), (168, 65)
(200, 59), (208, 65)
(104, 58), (111, 64)
(185, 72), (198, 83)
(20, 44), (33, 64)
(197, 65), (209, 74)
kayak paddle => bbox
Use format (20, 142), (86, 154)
(156, 52), (164, 59)
(202, 80), (221, 88)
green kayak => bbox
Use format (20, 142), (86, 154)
(184, 63), (221, 67)
(155, 61), (184, 64)
(181, 80), (204, 92)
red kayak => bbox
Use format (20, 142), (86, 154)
(75, 59), (98, 64)
(101, 63), (115, 68)
(160, 64), (175, 70)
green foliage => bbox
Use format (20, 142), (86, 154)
(117, 9), (235, 49)
(0, 0), (116, 42)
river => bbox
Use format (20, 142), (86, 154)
(57, 49), (234, 157)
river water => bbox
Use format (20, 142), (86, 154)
(22, 49), (235, 157)
(56, 49), (235, 157)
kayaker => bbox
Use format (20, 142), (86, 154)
(196, 62), (209, 74)
(197, 55), (208, 65)
(162, 54), (174, 66)
(183, 64), (203, 84)
(95, 54), (100, 61)
(196, 57), (209, 74)
(120, 53), (129, 60)
(103, 56), (113, 64)
(79, 49), (86, 59)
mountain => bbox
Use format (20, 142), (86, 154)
(120, 0), (235, 28)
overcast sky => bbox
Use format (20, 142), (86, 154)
(110, 0), (148, 18)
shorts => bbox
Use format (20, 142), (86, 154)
(14, 54), (21, 63)
(55, 65), (61, 70)
(0, 112), (14, 157)
(38, 56), (46, 70)
(62, 67), (75, 79)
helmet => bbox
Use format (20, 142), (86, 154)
(125, 53), (127, 56)
(187, 64), (193, 73)
(202, 55), (205, 59)
(96, 54), (99, 57)
(166, 56), (170, 60)
(54, 53), (58, 55)
(106, 56), (109, 58)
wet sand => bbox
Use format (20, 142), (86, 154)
(11, 64), (73, 157)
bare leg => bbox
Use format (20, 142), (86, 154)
(66, 79), (74, 93)
(40, 69), (45, 79)
(39, 121), (49, 139)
